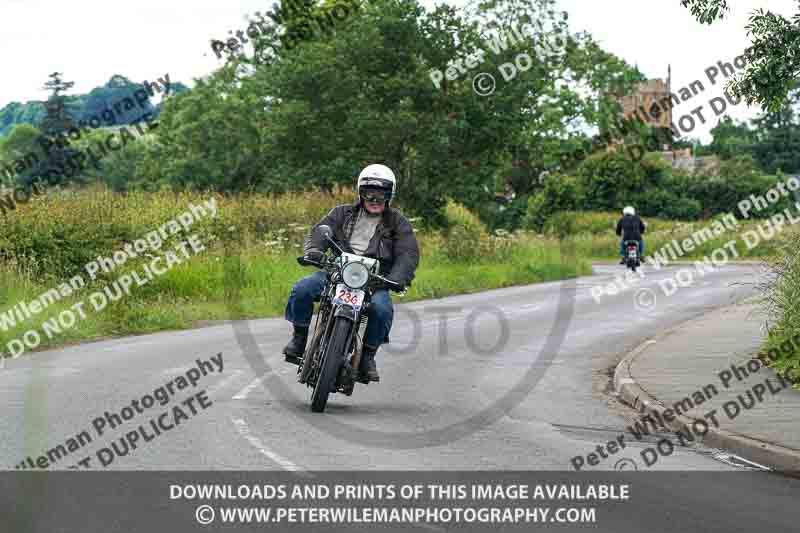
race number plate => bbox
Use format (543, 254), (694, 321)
(333, 284), (365, 310)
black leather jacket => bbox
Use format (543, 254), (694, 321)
(616, 214), (646, 241)
(304, 202), (420, 287)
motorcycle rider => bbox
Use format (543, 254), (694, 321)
(282, 164), (420, 383)
(616, 206), (646, 264)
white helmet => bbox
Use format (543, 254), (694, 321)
(357, 164), (396, 204)
(623, 206), (635, 216)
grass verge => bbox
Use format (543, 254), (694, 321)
(0, 189), (591, 360)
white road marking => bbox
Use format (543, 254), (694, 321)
(233, 373), (273, 400)
(161, 366), (193, 376)
(103, 341), (159, 351)
(207, 369), (244, 397)
(232, 418), (311, 476)
(711, 452), (771, 471)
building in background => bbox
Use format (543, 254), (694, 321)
(617, 67), (716, 172)
(619, 73), (674, 137)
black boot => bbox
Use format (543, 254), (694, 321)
(283, 325), (309, 365)
(358, 344), (380, 383)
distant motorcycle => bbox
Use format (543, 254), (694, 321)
(624, 240), (641, 272)
(296, 225), (402, 413)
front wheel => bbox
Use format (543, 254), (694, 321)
(311, 316), (351, 413)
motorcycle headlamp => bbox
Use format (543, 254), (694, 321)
(342, 261), (369, 289)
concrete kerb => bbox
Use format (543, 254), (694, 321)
(613, 307), (800, 474)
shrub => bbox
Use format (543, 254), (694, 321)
(0, 184), (355, 282)
(522, 173), (581, 231)
(440, 200), (489, 261)
(632, 189), (702, 220)
(577, 150), (645, 211)
(542, 211), (617, 236)
(761, 232), (800, 384)
(478, 195), (530, 232)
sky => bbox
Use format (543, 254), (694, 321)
(1, 0), (796, 143)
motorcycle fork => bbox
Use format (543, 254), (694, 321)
(300, 284), (336, 384)
(349, 310), (369, 372)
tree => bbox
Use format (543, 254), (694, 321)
(39, 72), (76, 136)
(150, 71), (271, 193)
(576, 150), (646, 211)
(707, 116), (755, 160)
(750, 87), (800, 174)
(148, 0), (642, 224)
(680, 0), (729, 24)
(680, 0), (800, 111)
(28, 72), (83, 188)
(317, 1), (633, 201)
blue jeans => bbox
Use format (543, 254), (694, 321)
(285, 271), (393, 348)
(620, 239), (644, 257)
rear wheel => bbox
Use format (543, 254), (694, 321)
(311, 317), (351, 413)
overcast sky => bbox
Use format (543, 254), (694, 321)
(2, 0), (796, 142)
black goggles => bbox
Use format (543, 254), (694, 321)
(361, 190), (388, 203)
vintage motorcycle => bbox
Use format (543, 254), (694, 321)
(624, 240), (641, 272)
(296, 225), (401, 413)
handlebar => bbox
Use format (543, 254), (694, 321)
(371, 274), (401, 288)
(297, 255), (406, 293)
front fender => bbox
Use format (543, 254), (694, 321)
(333, 304), (357, 322)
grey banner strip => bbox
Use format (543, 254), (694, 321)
(1, 471), (797, 533)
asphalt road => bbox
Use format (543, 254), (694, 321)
(2, 262), (799, 532)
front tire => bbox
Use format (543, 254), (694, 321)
(311, 316), (351, 413)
